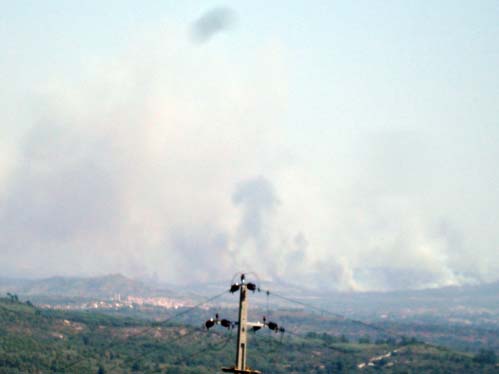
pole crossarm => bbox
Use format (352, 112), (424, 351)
(217, 273), (285, 373)
(219, 273), (259, 373)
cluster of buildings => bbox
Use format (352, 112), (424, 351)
(38, 295), (194, 311)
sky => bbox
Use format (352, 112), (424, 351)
(0, 1), (498, 291)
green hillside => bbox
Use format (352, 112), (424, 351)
(0, 298), (497, 373)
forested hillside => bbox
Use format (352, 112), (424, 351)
(1, 298), (498, 373)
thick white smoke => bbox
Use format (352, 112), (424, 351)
(0, 24), (297, 284)
(1, 10), (497, 290)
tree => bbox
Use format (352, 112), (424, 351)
(473, 349), (497, 365)
(6, 293), (19, 302)
(358, 335), (371, 344)
(132, 361), (141, 372)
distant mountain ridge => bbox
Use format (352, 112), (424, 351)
(0, 274), (174, 299)
(2, 273), (498, 310)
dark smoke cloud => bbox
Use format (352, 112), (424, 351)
(232, 176), (278, 246)
(191, 7), (236, 44)
(230, 176), (312, 279)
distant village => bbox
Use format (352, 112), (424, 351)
(37, 294), (196, 311)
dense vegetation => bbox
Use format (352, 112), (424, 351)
(1, 297), (498, 373)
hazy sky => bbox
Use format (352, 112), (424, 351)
(1, 1), (498, 290)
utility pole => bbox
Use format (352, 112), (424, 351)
(221, 274), (261, 374)
(235, 273), (249, 371)
(206, 273), (284, 373)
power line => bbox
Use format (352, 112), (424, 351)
(144, 331), (236, 374)
(174, 330), (235, 365)
(258, 287), (455, 357)
(106, 326), (234, 373)
(59, 288), (229, 372)
(215, 274), (286, 374)
(96, 329), (234, 374)
(4, 278), (457, 373)
(261, 289), (397, 337)
(104, 326), (202, 373)
(155, 289), (230, 327)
